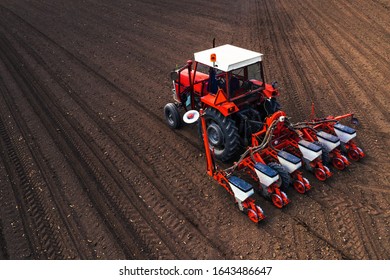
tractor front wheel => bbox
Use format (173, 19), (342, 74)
(164, 103), (182, 129)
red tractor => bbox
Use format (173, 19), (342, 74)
(164, 44), (281, 162)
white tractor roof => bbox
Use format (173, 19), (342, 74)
(194, 44), (263, 72)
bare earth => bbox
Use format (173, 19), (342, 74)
(0, 0), (389, 260)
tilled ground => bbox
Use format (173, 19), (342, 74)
(0, 0), (389, 260)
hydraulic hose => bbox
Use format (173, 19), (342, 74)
(224, 119), (279, 175)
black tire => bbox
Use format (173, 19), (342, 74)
(340, 142), (347, 153)
(201, 107), (240, 162)
(164, 103), (181, 129)
(313, 141), (330, 164)
(268, 162), (291, 191)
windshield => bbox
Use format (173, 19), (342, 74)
(193, 61), (264, 97)
(231, 62), (263, 82)
(247, 62), (263, 81)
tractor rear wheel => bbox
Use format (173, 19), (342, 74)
(202, 107), (240, 162)
(267, 162), (291, 190)
(164, 103), (182, 129)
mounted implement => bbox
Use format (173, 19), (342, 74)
(183, 109), (266, 223)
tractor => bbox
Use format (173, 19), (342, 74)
(164, 44), (281, 162)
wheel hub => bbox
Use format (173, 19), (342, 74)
(332, 157), (345, 170)
(348, 149), (360, 161)
(247, 209), (259, 223)
(272, 194), (283, 208)
(315, 168), (327, 181)
(166, 112), (174, 125)
(293, 180), (306, 194)
(207, 123), (224, 147)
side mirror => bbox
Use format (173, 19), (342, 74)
(183, 110), (200, 124)
(170, 71), (179, 81)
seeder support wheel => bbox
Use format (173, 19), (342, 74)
(271, 191), (289, 208)
(356, 147), (365, 158)
(303, 177), (311, 192)
(314, 167), (327, 181)
(347, 147), (365, 161)
(332, 157), (345, 170)
(246, 205), (265, 223)
(271, 194), (283, 209)
(247, 209), (260, 223)
(293, 180), (306, 194)
(347, 148), (360, 161)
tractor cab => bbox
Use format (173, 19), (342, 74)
(165, 44), (281, 162)
(194, 44), (266, 101)
(171, 44), (279, 116)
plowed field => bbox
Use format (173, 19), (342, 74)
(0, 0), (389, 260)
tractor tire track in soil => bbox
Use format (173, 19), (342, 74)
(0, 0), (389, 259)
(0, 101), (64, 259)
(0, 8), (233, 259)
(0, 69), (103, 259)
(0, 28), (186, 260)
(0, 219), (9, 259)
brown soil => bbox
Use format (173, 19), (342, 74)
(0, 0), (388, 260)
